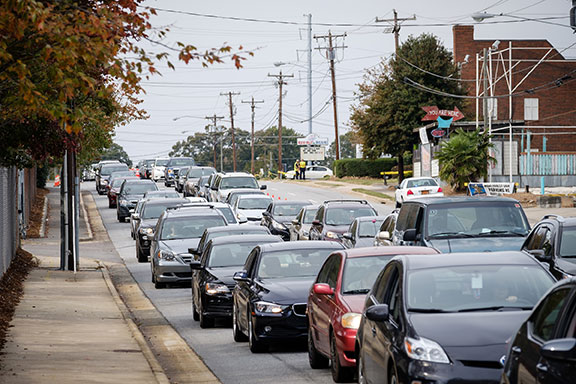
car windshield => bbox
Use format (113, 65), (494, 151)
(303, 208), (319, 224)
(188, 168), (215, 178)
(142, 204), (176, 219)
(169, 158), (195, 167)
(325, 207), (376, 226)
(208, 242), (264, 268)
(160, 216), (227, 240)
(406, 178), (438, 188)
(238, 198), (272, 210)
(155, 159), (169, 166)
(273, 203), (308, 217)
(426, 202), (530, 238)
(217, 207), (237, 224)
(406, 265), (555, 312)
(101, 165), (128, 175)
(358, 219), (385, 237)
(257, 248), (335, 279)
(341, 255), (394, 294)
(559, 226), (576, 258)
(220, 177), (259, 190)
(123, 183), (157, 195)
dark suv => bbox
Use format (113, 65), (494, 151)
(521, 215), (576, 280)
(392, 196), (531, 253)
(116, 179), (158, 222)
(309, 200), (377, 242)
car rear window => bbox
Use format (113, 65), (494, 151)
(325, 207), (376, 226)
(160, 216), (227, 240)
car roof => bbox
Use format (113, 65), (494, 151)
(205, 225), (268, 234)
(165, 206), (224, 218)
(143, 198), (188, 206)
(340, 246), (440, 259)
(185, 202), (230, 208)
(271, 200), (310, 206)
(209, 234), (282, 246)
(354, 215), (388, 222)
(122, 179), (156, 185)
(406, 196), (520, 205)
(323, 199), (371, 207)
(238, 194), (271, 200)
(537, 214), (576, 226)
(220, 172), (255, 178)
(399, 251), (541, 271)
(403, 177), (437, 181)
(229, 189), (264, 194)
(259, 241), (344, 252)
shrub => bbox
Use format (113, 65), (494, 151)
(333, 158), (397, 178)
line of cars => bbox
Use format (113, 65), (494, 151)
(98, 168), (576, 384)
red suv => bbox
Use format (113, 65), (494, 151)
(307, 246), (439, 382)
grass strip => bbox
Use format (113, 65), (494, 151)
(352, 188), (394, 201)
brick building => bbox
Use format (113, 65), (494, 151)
(414, 25), (576, 186)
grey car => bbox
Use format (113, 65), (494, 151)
(342, 216), (386, 249)
(289, 205), (318, 241)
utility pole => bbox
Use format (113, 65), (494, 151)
(205, 114), (224, 171)
(306, 14), (313, 134)
(242, 97), (264, 174)
(268, 71), (293, 177)
(314, 31), (347, 160)
(376, 9), (416, 180)
(221, 91), (240, 171)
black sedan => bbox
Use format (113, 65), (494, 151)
(232, 241), (344, 353)
(261, 200), (310, 241)
(116, 179), (158, 222)
(356, 251), (556, 384)
(190, 234), (282, 328)
(502, 276), (576, 384)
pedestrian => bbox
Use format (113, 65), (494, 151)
(293, 160), (300, 180)
(299, 159), (306, 180)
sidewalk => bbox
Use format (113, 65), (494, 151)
(0, 186), (219, 383)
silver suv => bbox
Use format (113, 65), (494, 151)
(209, 172), (266, 202)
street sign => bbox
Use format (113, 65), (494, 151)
(421, 106), (465, 121)
(301, 146), (325, 161)
(431, 128), (446, 138)
(297, 133), (329, 146)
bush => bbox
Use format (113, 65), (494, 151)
(333, 158), (397, 178)
(36, 163), (50, 188)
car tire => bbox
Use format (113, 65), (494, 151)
(357, 350), (367, 384)
(388, 366), (398, 384)
(154, 279), (166, 289)
(395, 201), (401, 208)
(308, 327), (329, 369)
(136, 244), (148, 263)
(199, 302), (215, 328)
(192, 299), (200, 321)
(331, 331), (355, 382)
(248, 313), (267, 353)
(118, 215), (124, 223)
(232, 305), (248, 342)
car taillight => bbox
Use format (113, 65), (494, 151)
(407, 189), (414, 195)
(438, 187), (443, 193)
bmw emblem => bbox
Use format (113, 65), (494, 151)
(500, 355), (506, 367)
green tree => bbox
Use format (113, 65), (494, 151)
(435, 128), (494, 191)
(327, 131), (358, 162)
(350, 33), (467, 181)
(100, 143), (132, 167)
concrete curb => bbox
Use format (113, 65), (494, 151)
(98, 261), (171, 384)
(38, 195), (48, 238)
(79, 190), (93, 242)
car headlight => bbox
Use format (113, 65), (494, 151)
(139, 227), (153, 235)
(255, 301), (288, 314)
(205, 283), (230, 295)
(341, 313), (362, 329)
(120, 199), (128, 205)
(404, 337), (450, 364)
(272, 220), (287, 231)
(325, 231), (340, 239)
(158, 250), (175, 261)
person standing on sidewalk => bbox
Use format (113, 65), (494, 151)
(293, 160), (300, 180)
(299, 159), (306, 180)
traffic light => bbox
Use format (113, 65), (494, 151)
(571, 0), (576, 32)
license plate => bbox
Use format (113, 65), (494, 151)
(421, 190), (429, 195)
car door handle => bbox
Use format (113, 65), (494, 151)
(536, 363), (548, 373)
(511, 346), (522, 354)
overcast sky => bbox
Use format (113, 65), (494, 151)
(115, 0), (574, 163)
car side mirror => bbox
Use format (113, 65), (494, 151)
(131, 213), (140, 220)
(291, 219), (298, 225)
(188, 247), (198, 255)
(313, 283), (334, 295)
(342, 232), (352, 240)
(395, 185), (400, 189)
(238, 216), (248, 224)
(211, 186), (218, 190)
(540, 338), (576, 361)
(312, 220), (321, 226)
(365, 304), (389, 322)
(204, 184), (210, 188)
(403, 229), (417, 242)
(233, 271), (250, 282)
(189, 261), (202, 270)
(260, 185), (267, 190)
(527, 249), (552, 262)
(377, 231), (390, 240)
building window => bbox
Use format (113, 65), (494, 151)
(524, 98), (539, 121)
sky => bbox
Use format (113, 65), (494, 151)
(115, 0), (575, 163)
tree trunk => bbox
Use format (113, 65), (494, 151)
(398, 154), (405, 182)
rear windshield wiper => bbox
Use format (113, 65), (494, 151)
(428, 232), (474, 238)
(408, 308), (454, 313)
(457, 306), (532, 312)
(342, 289), (370, 295)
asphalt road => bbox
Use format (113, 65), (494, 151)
(86, 179), (386, 384)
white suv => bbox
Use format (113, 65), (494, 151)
(151, 158), (169, 181)
(209, 172), (266, 202)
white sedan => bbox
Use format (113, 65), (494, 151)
(395, 177), (443, 207)
(285, 165), (333, 180)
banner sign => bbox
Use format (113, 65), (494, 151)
(469, 182), (515, 196)
(297, 133), (329, 146)
(419, 127), (429, 144)
(421, 106), (465, 122)
(301, 146), (325, 161)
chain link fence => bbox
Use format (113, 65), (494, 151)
(0, 167), (19, 277)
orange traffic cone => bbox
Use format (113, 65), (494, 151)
(54, 175), (61, 187)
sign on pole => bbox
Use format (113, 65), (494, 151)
(297, 133), (329, 146)
(301, 146), (325, 161)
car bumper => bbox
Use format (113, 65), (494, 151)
(334, 328), (358, 367)
(155, 262), (192, 283)
(137, 234), (152, 254)
(404, 192), (444, 201)
(117, 204), (135, 217)
(202, 293), (234, 318)
(401, 358), (501, 384)
(253, 312), (308, 342)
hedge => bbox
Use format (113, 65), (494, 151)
(333, 158), (397, 178)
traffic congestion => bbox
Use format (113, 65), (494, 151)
(86, 157), (576, 384)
